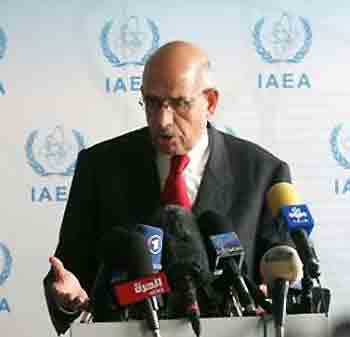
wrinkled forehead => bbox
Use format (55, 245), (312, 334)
(142, 61), (203, 97)
(143, 74), (194, 98)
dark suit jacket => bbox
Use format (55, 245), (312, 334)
(44, 124), (291, 334)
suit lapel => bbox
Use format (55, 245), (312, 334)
(129, 128), (162, 221)
(131, 126), (239, 220)
(193, 126), (237, 217)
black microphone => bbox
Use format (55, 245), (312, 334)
(89, 226), (136, 322)
(198, 211), (257, 315)
(98, 227), (163, 337)
(81, 261), (125, 323)
(260, 245), (303, 337)
(153, 205), (212, 337)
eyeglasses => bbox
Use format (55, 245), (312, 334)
(139, 91), (208, 114)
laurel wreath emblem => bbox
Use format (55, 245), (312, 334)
(0, 242), (12, 287)
(100, 18), (160, 67)
(330, 124), (350, 169)
(25, 129), (86, 177)
(252, 16), (312, 64)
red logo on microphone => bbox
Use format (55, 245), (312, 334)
(113, 272), (171, 305)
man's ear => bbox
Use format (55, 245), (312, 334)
(205, 88), (219, 117)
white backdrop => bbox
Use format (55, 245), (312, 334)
(0, 1), (349, 336)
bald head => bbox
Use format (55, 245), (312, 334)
(142, 41), (213, 93)
(141, 41), (219, 155)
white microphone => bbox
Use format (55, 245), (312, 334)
(260, 245), (303, 337)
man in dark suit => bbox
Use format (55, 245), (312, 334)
(44, 41), (291, 334)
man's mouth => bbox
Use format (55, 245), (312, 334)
(160, 134), (174, 140)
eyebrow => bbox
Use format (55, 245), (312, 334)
(144, 94), (190, 101)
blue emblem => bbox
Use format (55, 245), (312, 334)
(147, 235), (162, 255)
(100, 16), (160, 67)
(330, 123), (350, 169)
(25, 125), (86, 177)
(0, 242), (12, 287)
(253, 12), (312, 64)
(0, 27), (7, 60)
(281, 205), (314, 235)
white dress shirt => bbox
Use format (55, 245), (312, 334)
(156, 130), (210, 204)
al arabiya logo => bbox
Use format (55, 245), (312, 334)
(253, 12), (312, 64)
(0, 243), (12, 287)
(25, 125), (86, 177)
(330, 123), (350, 169)
(0, 27), (6, 61)
(100, 15), (160, 67)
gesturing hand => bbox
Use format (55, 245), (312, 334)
(49, 256), (90, 313)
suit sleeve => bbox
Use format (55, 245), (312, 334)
(43, 148), (100, 335)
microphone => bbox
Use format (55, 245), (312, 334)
(260, 245), (303, 337)
(99, 226), (166, 337)
(197, 211), (257, 316)
(135, 224), (164, 272)
(266, 182), (320, 279)
(134, 224), (167, 313)
(81, 262), (118, 323)
(114, 272), (170, 306)
(90, 227), (138, 322)
(153, 205), (212, 337)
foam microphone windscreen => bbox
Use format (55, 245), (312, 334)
(266, 182), (301, 217)
(198, 210), (233, 235)
(98, 226), (153, 278)
(152, 205), (211, 286)
(260, 245), (303, 286)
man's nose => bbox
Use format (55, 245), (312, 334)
(157, 104), (174, 127)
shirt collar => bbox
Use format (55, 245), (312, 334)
(156, 129), (209, 179)
(186, 129), (209, 175)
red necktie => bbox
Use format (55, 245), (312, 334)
(161, 155), (192, 209)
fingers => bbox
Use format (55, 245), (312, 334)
(57, 289), (90, 312)
(74, 291), (90, 312)
(259, 284), (268, 296)
(75, 289), (90, 311)
(255, 305), (266, 316)
(48, 256), (90, 312)
(65, 293), (90, 312)
(49, 256), (66, 281)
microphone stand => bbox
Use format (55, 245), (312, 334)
(224, 286), (243, 317)
(301, 272), (313, 314)
(271, 279), (289, 337)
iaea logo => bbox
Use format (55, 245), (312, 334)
(0, 242), (12, 287)
(0, 27), (6, 61)
(253, 12), (312, 64)
(100, 15), (160, 67)
(330, 123), (350, 169)
(25, 126), (86, 177)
